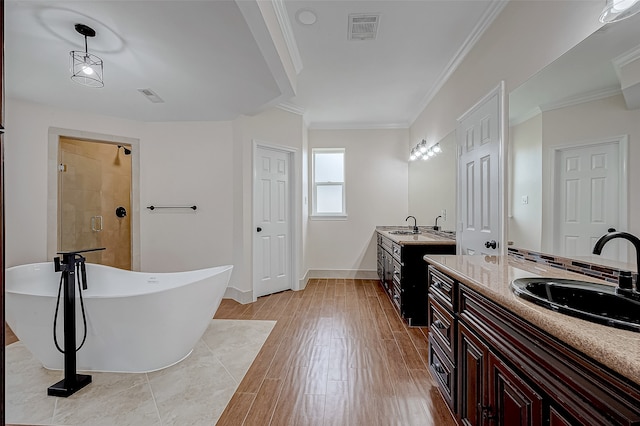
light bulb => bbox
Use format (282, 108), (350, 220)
(419, 140), (428, 153)
(409, 154), (416, 161)
(433, 144), (442, 153)
(613, 0), (638, 11)
(82, 65), (94, 75)
(427, 150), (435, 157)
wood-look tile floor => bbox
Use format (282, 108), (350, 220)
(213, 278), (456, 426)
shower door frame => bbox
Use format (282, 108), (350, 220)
(47, 127), (141, 271)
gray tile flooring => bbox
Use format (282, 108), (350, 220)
(6, 319), (275, 425)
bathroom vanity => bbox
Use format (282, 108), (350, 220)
(376, 227), (455, 326)
(424, 254), (640, 426)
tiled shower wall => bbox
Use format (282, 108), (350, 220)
(58, 137), (132, 269)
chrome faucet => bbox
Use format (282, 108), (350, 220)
(592, 230), (640, 293)
(405, 215), (419, 233)
(433, 215), (442, 231)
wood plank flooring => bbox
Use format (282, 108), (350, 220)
(214, 278), (457, 426)
(4, 278), (457, 425)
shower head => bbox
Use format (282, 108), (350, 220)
(118, 145), (132, 155)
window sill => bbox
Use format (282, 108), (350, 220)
(310, 214), (348, 221)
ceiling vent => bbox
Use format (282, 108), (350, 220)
(348, 14), (380, 41)
(138, 88), (164, 103)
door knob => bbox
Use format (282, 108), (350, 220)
(484, 240), (497, 249)
(257, 227), (262, 232)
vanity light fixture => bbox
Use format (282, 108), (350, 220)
(70, 24), (104, 88)
(409, 141), (442, 162)
(600, 0), (640, 22)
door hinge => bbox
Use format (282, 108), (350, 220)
(58, 163), (67, 172)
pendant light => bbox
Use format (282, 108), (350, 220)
(70, 24), (104, 88)
(599, 0), (640, 22)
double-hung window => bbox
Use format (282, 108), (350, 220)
(312, 148), (346, 217)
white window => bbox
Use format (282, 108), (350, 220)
(312, 148), (346, 217)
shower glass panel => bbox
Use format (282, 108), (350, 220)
(58, 137), (132, 269)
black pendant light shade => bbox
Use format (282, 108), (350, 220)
(70, 24), (104, 88)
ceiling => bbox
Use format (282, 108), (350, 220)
(5, 0), (504, 128)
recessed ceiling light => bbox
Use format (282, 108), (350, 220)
(296, 8), (317, 25)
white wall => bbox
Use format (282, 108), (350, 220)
(541, 94), (640, 252)
(409, 0), (604, 247)
(408, 131), (456, 230)
(5, 99), (142, 267)
(139, 121), (235, 272)
(411, 1), (603, 144)
(306, 128), (409, 275)
(509, 114), (542, 250)
(5, 98), (304, 303)
(231, 108), (305, 298)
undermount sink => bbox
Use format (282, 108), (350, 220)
(389, 230), (421, 235)
(511, 278), (640, 332)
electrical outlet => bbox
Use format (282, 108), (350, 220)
(522, 195), (529, 205)
(441, 209), (447, 222)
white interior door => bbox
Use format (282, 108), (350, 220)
(457, 85), (503, 255)
(554, 140), (626, 261)
(254, 145), (292, 298)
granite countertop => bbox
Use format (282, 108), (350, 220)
(423, 254), (640, 386)
(376, 227), (456, 246)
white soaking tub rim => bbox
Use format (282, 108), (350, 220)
(6, 262), (233, 299)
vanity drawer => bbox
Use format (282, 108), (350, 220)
(428, 297), (455, 361)
(428, 266), (456, 312)
(428, 335), (455, 411)
(392, 242), (402, 262)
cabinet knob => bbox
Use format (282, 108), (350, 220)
(432, 319), (446, 329)
(257, 227), (262, 232)
(433, 362), (446, 375)
(480, 405), (497, 421)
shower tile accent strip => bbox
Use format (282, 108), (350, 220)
(507, 247), (624, 284)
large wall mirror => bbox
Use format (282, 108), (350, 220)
(508, 12), (640, 266)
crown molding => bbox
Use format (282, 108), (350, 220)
(272, 0), (304, 75)
(509, 106), (541, 127)
(612, 43), (640, 81)
(276, 101), (306, 115)
(540, 86), (621, 112)
(409, 0), (508, 126)
(308, 121), (410, 130)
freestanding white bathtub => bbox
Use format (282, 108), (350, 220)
(5, 262), (233, 373)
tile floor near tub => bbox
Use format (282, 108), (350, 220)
(6, 319), (275, 426)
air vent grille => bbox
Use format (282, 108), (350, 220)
(348, 14), (380, 40)
(137, 88), (165, 104)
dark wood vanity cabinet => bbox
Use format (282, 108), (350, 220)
(458, 322), (544, 426)
(426, 265), (640, 426)
(377, 233), (455, 326)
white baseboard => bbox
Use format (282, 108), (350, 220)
(301, 269), (378, 288)
(223, 286), (253, 304)
(227, 271), (378, 303)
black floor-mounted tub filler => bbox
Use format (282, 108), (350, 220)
(47, 247), (105, 397)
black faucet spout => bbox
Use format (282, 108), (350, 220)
(405, 215), (419, 233)
(434, 215), (442, 231)
(593, 231), (640, 291)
